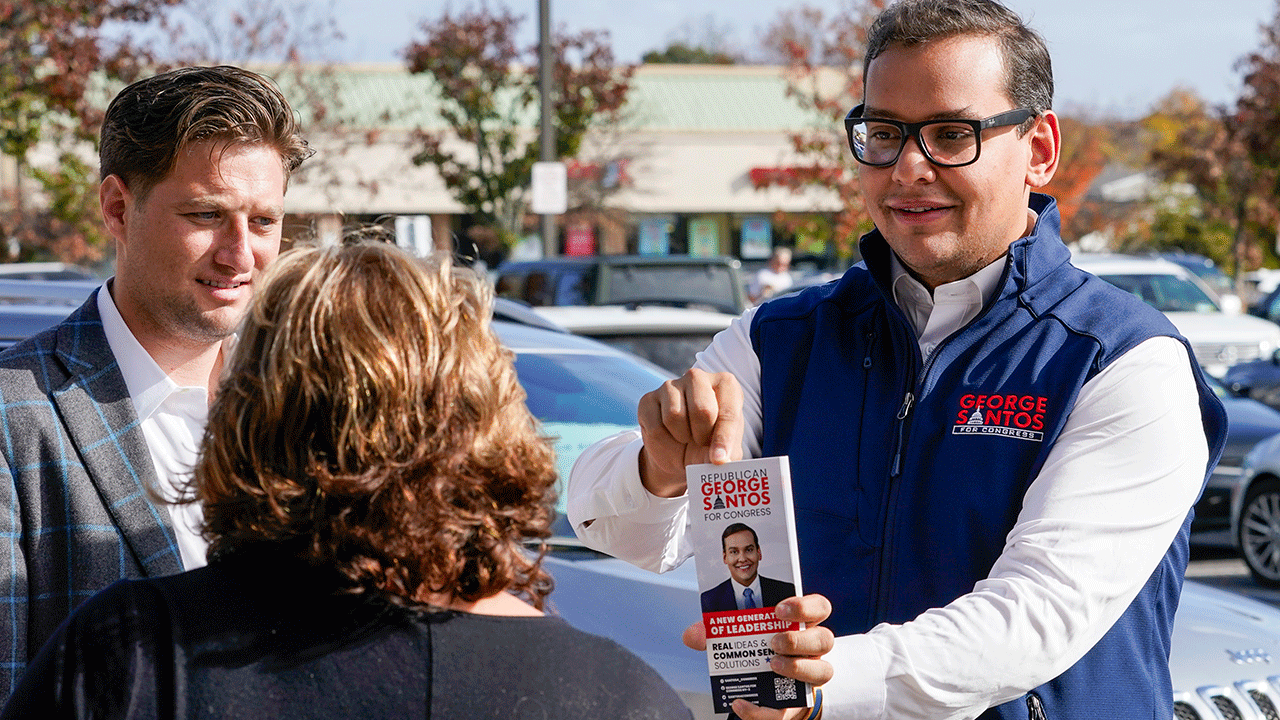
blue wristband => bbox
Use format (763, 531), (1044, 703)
(803, 688), (823, 720)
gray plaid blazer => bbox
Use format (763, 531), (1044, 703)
(0, 290), (184, 695)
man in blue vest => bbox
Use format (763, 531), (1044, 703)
(566, 1), (1227, 719)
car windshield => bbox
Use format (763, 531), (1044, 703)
(511, 349), (667, 518)
(1098, 272), (1220, 313)
(605, 264), (741, 313)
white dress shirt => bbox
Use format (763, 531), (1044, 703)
(566, 253), (1208, 719)
(98, 283), (211, 570)
(733, 576), (763, 611)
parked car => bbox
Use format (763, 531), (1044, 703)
(1156, 251), (1242, 313)
(2, 286), (1280, 720)
(531, 304), (737, 374)
(1073, 253), (1280, 377)
(1191, 373), (1280, 550)
(1236, 432), (1280, 588)
(1250, 282), (1280, 327)
(1223, 352), (1280, 413)
(494, 255), (749, 316)
(0, 262), (99, 281)
(0, 279), (99, 350)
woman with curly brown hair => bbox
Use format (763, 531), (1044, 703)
(3, 240), (691, 720)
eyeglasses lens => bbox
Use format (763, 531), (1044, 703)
(850, 120), (980, 167)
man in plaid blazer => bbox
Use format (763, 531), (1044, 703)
(0, 66), (310, 695)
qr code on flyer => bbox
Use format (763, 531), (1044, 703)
(774, 676), (797, 702)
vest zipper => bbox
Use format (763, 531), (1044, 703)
(889, 391), (915, 478)
(1026, 692), (1047, 720)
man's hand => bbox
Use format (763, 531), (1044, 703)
(683, 595), (835, 720)
(638, 368), (744, 497)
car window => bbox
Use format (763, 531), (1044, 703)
(603, 264), (742, 314)
(494, 273), (525, 302)
(1263, 290), (1280, 324)
(512, 350), (667, 514)
(554, 266), (596, 306)
(592, 333), (719, 375)
(1099, 272), (1220, 313)
(522, 271), (554, 306)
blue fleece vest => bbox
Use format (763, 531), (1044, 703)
(749, 195), (1227, 719)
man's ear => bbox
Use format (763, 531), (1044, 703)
(99, 175), (132, 244)
(1025, 110), (1060, 189)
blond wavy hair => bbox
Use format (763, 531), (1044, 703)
(192, 239), (557, 608)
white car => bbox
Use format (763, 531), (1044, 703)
(1073, 254), (1280, 377)
(531, 304), (737, 375)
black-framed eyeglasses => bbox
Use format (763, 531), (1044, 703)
(844, 104), (1037, 168)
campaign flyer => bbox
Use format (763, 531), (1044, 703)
(686, 455), (812, 715)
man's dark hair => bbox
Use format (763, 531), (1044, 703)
(99, 65), (312, 201)
(721, 523), (759, 552)
(863, 0), (1053, 134)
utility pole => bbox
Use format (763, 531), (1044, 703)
(538, 0), (557, 257)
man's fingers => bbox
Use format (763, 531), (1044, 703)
(682, 619), (707, 651)
(682, 369), (726, 449)
(775, 593), (832, 625)
(706, 372), (744, 464)
(773, 625), (835, 658)
(729, 699), (813, 720)
(770, 654), (835, 686)
(640, 379), (691, 445)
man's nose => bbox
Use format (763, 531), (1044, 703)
(891, 134), (937, 184)
(215, 218), (255, 273)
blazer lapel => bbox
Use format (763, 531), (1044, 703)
(49, 294), (184, 577)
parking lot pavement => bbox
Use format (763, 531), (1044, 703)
(1189, 547), (1280, 606)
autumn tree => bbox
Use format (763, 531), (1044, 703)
(1039, 115), (1111, 240)
(1145, 87), (1276, 280)
(1235, 0), (1280, 253)
(750, 0), (886, 259)
(0, 0), (182, 263)
(404, 5), (633, 247)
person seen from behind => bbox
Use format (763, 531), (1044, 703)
(2, 239), (692, 720)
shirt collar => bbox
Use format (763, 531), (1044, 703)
(888, 241), (1019, 310)
(97, 280), (190, 421)
(888, 252), (1008, 337)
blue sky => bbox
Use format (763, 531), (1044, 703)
(323, 0), (1275, 119)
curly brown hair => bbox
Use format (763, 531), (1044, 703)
(191, 239), (558, 608)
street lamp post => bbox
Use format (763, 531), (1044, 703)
(538, 0), (557, 257)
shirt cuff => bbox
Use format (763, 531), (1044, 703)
(821, 632), (888, 720)
(614, 437), (691, 523)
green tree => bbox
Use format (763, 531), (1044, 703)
(641, 42), (735, 65)
(1145, 87), (1275, 281)
(404, 5), (633, 247)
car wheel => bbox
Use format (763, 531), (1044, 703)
(1239, 479), (1280, 586)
